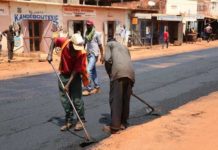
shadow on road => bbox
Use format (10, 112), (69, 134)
(47, 116), (84, 139)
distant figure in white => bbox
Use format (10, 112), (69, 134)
(119, 25), (126, 45)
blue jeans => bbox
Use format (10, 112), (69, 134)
(86, 53), (100, 91)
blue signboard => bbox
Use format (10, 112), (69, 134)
(14, 14), (59, 25)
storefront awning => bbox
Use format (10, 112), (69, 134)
(134, 13), (152, 19)
(152, 14), (182, 21)
(197, 15), (205, 20)
(197, 15), (218, 20)
(205, 16), (218, 20)
(183, 16), (197, 22)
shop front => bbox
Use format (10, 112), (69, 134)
(156, 15), (183, 44)
(62, 6), (130, 45)
(130, 13), (183, 46)
(197, 16), (218, 40)
(10, 1), (62, 53)
(181, 16), (197, 42)
(0, 2), (12, 54)
(183, 16), (197, 32)
(132, 13), (153, 46)
(197, 15), (205, 39)
(1, 1), (131, 53)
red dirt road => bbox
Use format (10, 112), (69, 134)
(92, 92), (218, 150)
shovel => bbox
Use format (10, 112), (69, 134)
(49, 62), (96, 147)
(132, 92), (160, 116)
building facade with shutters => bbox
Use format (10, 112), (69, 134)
(113, 0), (218, 45)
(1, 0), (217, 53)
(0, 0), (133, 53)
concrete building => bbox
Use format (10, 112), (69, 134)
(1, 0), (217, 54)
(112, 0), (218, 45)
(0, 0), (133, 54)
(113, 0), (165, 46)
(197, 0), (218, 39)
(165, 0), (198, 43)
(210, 0), (218, 18)
(113, 0), (184, 45)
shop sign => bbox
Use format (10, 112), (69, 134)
(132, 17), (138, 25)
(197, 15), (205, 20)
(183, 16), (197, 22)
(14, 14), (59, 25)
(63, 7), (96, 17)
(157, 15), (182, 21)
(134, 13), (152, 19)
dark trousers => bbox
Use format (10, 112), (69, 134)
(206, 33), (211, 42)
(7, 41), (14, 60)
(58, 73), (85, 122)
(162, 40), (169, 49)
(109, 77), (133, 130)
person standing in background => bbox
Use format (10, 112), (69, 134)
(204, 24), (212, 43)
(119, 25), (127, 45)
(162, 28), (169, 49)
(2, 25), (15, 63)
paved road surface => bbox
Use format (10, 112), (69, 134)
(1, 47), (218, 150)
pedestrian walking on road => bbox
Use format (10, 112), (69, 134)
(204, 24), (212, 43)
(2, 25), (15, 63)
(162, 28), (169, 49)
(82, 20), (104, 96)
(47, 33), (89, 131)
(102, 37), (135, 134)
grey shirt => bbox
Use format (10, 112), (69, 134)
(104, 40), (135, 83)
(86, 32), (102, 56)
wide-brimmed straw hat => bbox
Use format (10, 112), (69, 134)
(70, 33), (84, 51)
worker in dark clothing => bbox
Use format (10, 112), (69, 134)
(102, 37), (135, 134)
(2, 25), (15, 63)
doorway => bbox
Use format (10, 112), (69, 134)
(68, 20), (85, 37)
(28, 20), (42, 51)
(108, 21), (115, 38)
(168, 21), (179, 43)
(73, 21), (84, 36)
